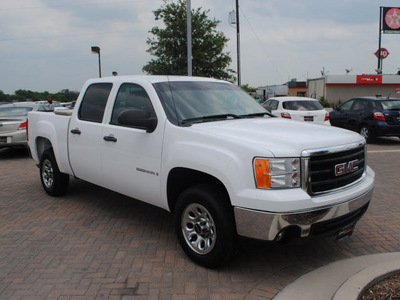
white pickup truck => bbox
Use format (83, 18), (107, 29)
(28, 76), (375, 268)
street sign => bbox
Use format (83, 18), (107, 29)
(375, 48), (389, 59)
(383, 7), (400, 33)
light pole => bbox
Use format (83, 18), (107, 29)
(91, 46), (102, 78)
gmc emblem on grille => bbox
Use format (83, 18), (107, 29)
(334, 159), (359, 176)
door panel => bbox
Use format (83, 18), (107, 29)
(68, 83), (112, 185)
(100, 83), (163, 207)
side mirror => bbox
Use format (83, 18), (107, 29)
(117, 109), (157, 133)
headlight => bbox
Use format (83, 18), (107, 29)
(254, 158), (301, 189)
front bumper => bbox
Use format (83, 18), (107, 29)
(234, 186), (373, 241)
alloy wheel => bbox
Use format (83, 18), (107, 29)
(181, 203), (216, 255)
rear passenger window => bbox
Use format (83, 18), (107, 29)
(353, 100), (367, 111)
(79, 83), (112, 123)
(373, 101), (383, 109)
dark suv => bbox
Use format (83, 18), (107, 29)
(329, 96), (400, 142)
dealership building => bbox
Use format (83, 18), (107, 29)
(307, 74), (400, 105)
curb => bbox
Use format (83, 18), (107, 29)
(272, 252), (400, 300)
(332, 260), (400, 299)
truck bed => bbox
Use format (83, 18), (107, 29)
(28, 110), (73, 175)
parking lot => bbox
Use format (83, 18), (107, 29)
(1, 137), (400, 300)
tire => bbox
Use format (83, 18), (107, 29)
(173, 184), (237, 268)
(359, 125), (374, 143)
(40, 149), (69, 196)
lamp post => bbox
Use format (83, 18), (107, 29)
(91, 46), (102, 78)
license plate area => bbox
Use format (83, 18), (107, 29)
(337, 223), (355, 241)
(304, 116), (314, 122)
(0, 137), (7, 143)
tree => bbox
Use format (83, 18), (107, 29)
(143, 0), (235, 82)
(241, 84), (256, 93)
(0, 90), (10, 102)
(3, 89), (79, 103)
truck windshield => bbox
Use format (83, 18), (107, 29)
(153, 81), (269, 125)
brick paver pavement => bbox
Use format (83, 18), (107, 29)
(0, 137), (399, 300)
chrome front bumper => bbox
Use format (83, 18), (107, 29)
(234, 186), (374, 241)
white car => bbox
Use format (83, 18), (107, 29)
(263, 97), (330, 125)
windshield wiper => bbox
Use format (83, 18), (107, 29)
(241, 112), (275, 118)
(181, 114), (242, 125)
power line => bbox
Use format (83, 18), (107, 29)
(239, 7), (285, 83)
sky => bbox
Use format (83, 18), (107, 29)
(1, 0), (400, 94)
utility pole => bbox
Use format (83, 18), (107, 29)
(236, 0), (241, 86)
(377, 6), (383, 74)
(187, 0), (192, 76)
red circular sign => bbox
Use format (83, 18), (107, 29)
(385, 8), (400, 29)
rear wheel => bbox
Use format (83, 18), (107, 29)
(40, 150), (69, 196)
(359, 125), (374, 143)
(174, 184), (237, 268)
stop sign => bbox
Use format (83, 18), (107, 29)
(375, 48), (389, 59)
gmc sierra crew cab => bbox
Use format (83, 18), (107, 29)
(28, 76), (375, 268)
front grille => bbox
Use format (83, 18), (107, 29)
(305, 143), (366, 195)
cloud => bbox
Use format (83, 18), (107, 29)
(0, 0), (399, 94)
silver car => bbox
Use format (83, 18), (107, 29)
(0, 102), (36, 148)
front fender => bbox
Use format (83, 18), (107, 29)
(160, 123), (274, 207)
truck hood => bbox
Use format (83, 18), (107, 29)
(191, 118), (364, 157)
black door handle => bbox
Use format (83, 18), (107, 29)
(70, 129), (81, 135)
(103, 135), (117, 142)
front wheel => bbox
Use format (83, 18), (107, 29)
(40, 150), (69, 196)
(174, 184), (237, 268)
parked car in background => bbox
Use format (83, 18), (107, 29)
(0, 102), (36, 148)
(329, 96), (400, 142)
(61, 101), (76, 109)
(34, 100), (62, 112)
(263, 97), (330, 125)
